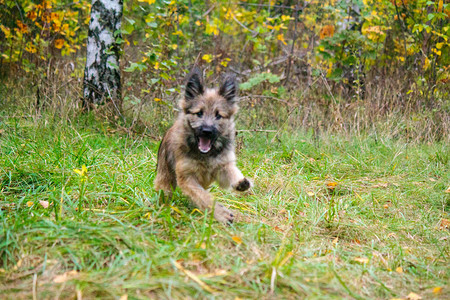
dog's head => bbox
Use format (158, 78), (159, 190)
(180, 68), (239, 155)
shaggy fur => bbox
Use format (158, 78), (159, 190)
(154, 69), (251, 224)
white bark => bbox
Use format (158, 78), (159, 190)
(83, 0), (123, 105)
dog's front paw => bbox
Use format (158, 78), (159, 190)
(214, 203), (235, 225)
(234, 178), (251, 192)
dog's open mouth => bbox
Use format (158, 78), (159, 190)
(198, 136), (212, 153)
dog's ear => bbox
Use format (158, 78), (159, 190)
(185, 68), (204, 101)
(219, 74), (238, 102)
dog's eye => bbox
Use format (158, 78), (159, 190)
(215, 111), (222, 120)
(196, 111), (203, 117)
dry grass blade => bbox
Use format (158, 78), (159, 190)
(172, 260), (217, 294)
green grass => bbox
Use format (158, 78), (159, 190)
(0, 116), (449, 299)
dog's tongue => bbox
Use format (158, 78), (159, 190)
(198, 137), (212, 153)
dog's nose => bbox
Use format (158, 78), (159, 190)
(201, 126), (215, 136)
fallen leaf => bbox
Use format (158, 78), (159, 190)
(353, 257), (369, 264)
(445, 186), (450, 193)
(307, 191), (314, 197)
(383, 204), (390, 209)
(387, 232), (397, 238)
(120, 295), (128, 300)
(407, 292), (422, 300)
(273, 226), (284, 232)
(27, 201), (34, 207)
(39, 200), (49, 208)
(395, 266), (403, 273)
(432, 287), (442, 294)
(332, 237), (338, 244)
(327, 182), (338, 189)
(232, 236), (242, 244)
(429, 178), (436, 182)
(440, 218), (450, 229)
(53, 270), (79, 283)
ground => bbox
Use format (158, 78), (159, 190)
(0, 117), (449, 299)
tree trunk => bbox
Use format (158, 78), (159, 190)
(83, 0), (123, 106)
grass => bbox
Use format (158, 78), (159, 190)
(0, 114), (449, 299)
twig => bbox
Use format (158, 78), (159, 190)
(232, 14), (257, 35)
(202, 4), (216, 18)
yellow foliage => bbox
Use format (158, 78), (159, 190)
(319, 25), (335, 39)
(54, 39), (64, 49)
(25, 42), (37, 53)
(0, 25), (11, 38)
(277, 34), (287, 45)
(137, 0), (156, 4)
(202, 54), (213, 63)
(205, 22), (219, 36)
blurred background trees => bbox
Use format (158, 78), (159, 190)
(0, 0), (448, 140)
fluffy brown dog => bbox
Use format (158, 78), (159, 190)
(154, 69), (251, 224)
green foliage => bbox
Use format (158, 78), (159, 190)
(240, 72), (281, 90)
(316, 0), (450, 95)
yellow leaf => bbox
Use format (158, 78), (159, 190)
(437, 0), (443, 12)
(172, 30), (184, 36)
(81, 165), (87, 174)
(195, 20), (201, 26)
(154, 98), (161, 102)
(0, 25), (12, 38)
(169, 44), (178, 50)
(406, 292), (422, 300)
(277, 34), (287, 45)
(432, 287), (442, 294)
(436, 42), (444, 49)
(232, 236), (242, 244)
(54, 39), (64, 49)
(395, 266), (403, 273)
(27, 11), (37, 21)
(138, 0), (156, 4)
(39, 200), (49, 208)
(353, 257), (369, 264)
(281, 15), (292, 21)
(202, 54), (213, 63)
(154, 62), (159, 70)
(27, 201), (34, 207)
(423, 57), (430, 70)
(327, 182), (338, 190)
(307, 191), (314, 197)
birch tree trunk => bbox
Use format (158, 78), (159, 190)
(83, 0), (123, 106)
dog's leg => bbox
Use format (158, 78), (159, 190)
(178, 175), (235, 224)
(217, 163), (251, 192)
(154, 139), (176, 200)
